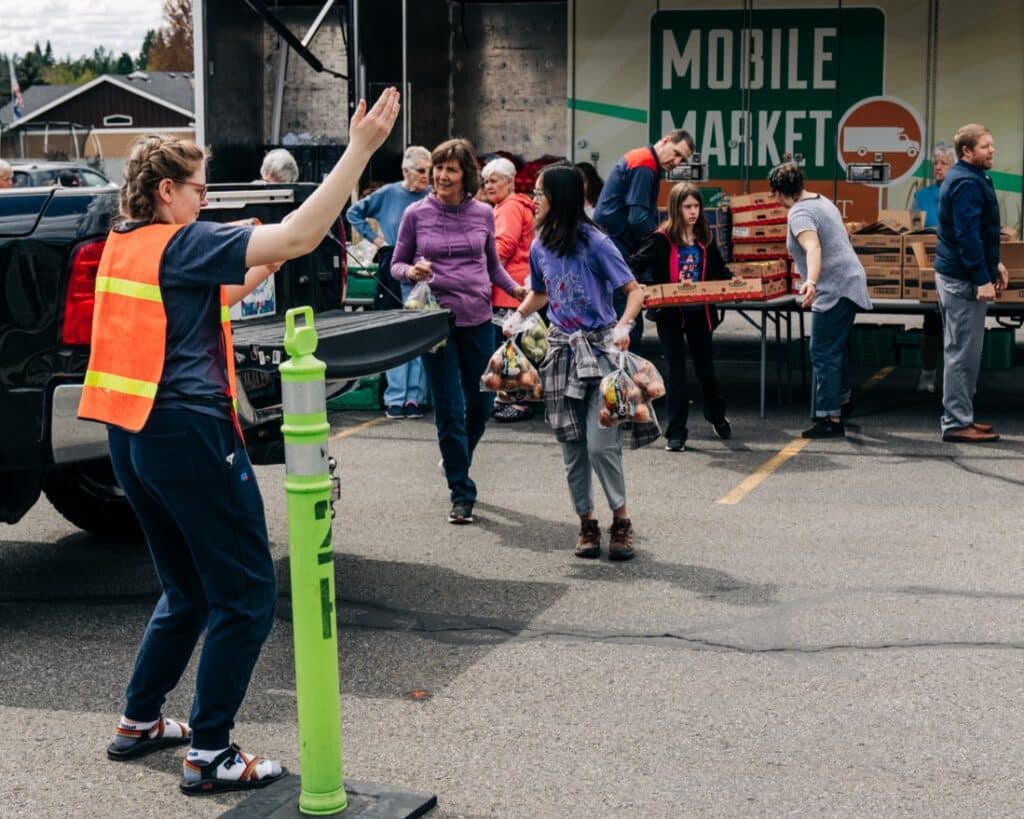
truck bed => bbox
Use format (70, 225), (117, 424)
(232, 308), (451, 378)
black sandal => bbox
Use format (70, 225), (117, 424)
(180, 743), (288, 795)
(493, 403), (534, 423)
(107, 716), (191, 761)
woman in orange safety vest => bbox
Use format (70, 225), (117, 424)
(81, 88), (400, 796)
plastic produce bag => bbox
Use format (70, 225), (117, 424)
(403, 279), (446, 351)
(597, 347), (657, 428)
(480, 339), (543, 401)
(625, 353), (666, 401)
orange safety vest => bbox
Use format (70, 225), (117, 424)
(78, 223), (240, 434)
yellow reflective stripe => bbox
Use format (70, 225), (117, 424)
(95, 276), (163, 303)
(84, 370), (159, 399)
(221, 305), (231, 323)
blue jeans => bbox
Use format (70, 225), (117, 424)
(810, 298), (856, 417)
(384, 281), (429, 408)
(422, 320), (496, 505)
(108, 409), (276, 750)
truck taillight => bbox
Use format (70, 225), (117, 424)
(62, 239), (106, 345)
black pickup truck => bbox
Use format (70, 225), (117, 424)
(0, 182), (449, 535)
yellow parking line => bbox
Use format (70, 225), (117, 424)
(716, 363), (893, 506)
(716, 438), (810, 505)
(329, 416), (389, 441)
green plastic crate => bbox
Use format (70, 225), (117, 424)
(345, 264), (378, 305)
(327, 374), (383, 410)
(981, 327), (1014, 369)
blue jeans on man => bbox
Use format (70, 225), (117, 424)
(810, 297), (856, 417)
(422, 320), (496, 505)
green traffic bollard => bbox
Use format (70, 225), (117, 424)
(281, 306), (347, 815)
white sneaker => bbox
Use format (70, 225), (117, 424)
(916, 369), (937, 394)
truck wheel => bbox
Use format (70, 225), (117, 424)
(43, 460), (141, 537)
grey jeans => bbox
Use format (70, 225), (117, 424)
(560, 383), (627, 516)
(936, 273), (988, 433)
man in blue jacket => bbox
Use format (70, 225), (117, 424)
(934, 123), (1008, 443)
(594, 129), (695, 345)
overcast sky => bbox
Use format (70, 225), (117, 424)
(4, 1), (167, 61)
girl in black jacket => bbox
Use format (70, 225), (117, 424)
(630, 182), (731, 451)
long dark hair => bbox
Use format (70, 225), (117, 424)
(537, 164), (595, 256)
(574, 161), (604, 208)
(661, 182), (710, 246)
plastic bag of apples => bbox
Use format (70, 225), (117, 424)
(597, 352), (664, 428)
(480, 339), (544, 402)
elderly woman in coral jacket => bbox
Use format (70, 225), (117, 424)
(482, 156), (537, 422)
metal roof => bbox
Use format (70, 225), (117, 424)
(0, 72), (195, 128)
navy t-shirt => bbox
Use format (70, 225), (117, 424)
(677, 243), (703, 282)
(117, 221), (253, 418)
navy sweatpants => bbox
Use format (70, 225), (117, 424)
(108, 409), (277, 750)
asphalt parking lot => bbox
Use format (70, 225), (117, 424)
(2, 315), (1024, 818)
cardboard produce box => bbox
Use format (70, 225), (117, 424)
(732, 241), (789, 261)
(732, 205), (788, 225)
(863, 266), (902, 299)
(901, 233), (937, 270)
(644, 274), (789, 307)
(851, 233), (903, 267)
(727, 259), (789, 279)
(732, 223), (788, 242)
(728, 191), (776, 211)
(909, 241), (1024, 303)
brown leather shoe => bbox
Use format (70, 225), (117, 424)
(971, 421), (995, 433)
(943, 426), (999, 443)
(574, 519), (601, 559)
(608, 517), (635, 561)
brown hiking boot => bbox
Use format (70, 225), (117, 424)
(608, 518), (635, 561)
(574, 519), (601, 559)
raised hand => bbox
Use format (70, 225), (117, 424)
(348, 87), (401, 156)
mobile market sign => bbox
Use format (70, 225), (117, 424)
(650, 8), (887, 182)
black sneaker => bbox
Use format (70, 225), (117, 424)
(801, 418), (846, 439)
(664, 439), (686, 452)
(448, 503), (474, 524)
(712, 418), (732, 439)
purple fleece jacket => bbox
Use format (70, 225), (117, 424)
(391, 194), (519, 327)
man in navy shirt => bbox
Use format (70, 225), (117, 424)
(593, 129), (695, 344)
(934, 123), (1008, 443)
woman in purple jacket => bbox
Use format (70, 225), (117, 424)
(391, 139), (527, 524)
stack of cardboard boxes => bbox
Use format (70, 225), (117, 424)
(729, 192), (790, 262)
(908, 240), (1024, 303)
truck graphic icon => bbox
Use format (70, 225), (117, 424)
(842, 127), (920, 157)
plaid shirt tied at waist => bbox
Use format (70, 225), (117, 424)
(539, 326), (661, 449)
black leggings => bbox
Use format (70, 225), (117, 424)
(654, 313), (726, 442)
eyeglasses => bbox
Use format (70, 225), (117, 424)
(531, 189), (546, 200)
(173, 179), (208, 198)
(409, 166), (431, 175)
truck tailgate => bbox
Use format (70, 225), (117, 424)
(232, 308), (452, 378)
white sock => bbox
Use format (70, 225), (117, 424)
(113, 715), (189, 750)
(184, 746), (282, 782)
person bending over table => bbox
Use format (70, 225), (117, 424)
(769, 161), (873, 439)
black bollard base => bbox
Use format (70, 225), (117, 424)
(219, 776), (437, 819)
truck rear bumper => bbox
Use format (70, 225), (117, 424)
(51, 385), (110, 464)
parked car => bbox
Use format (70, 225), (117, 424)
(0, 182), (450, 535)
(9, 160), (115, 189)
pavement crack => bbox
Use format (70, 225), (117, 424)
(947, 455), (1024, 488)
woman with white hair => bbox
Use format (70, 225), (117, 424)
(346, 145), (432, 418)
(260, 148), (300, 183)
(911, 143), (956, 394)
(481, 155), (536, 422)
